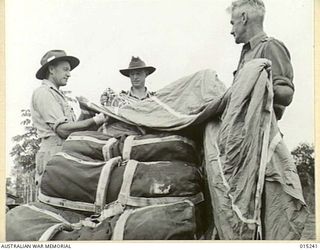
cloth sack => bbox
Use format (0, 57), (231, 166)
(62, 131), (113, 160)
(53, 201), (197, 240)
(103, 133), (199, 164)
(6, 202), (86, 241)
(39, 153), (203, 214)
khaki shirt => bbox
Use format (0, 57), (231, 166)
(234, 32), (294, 120)
(30, 80), (76, 139)
(100, 87), (155, 108)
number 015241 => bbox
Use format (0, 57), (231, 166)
(300, 244), (318, 248)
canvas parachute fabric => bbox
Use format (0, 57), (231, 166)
(79, 69), (227, 131)
(203, 58), (307, 240)
(101, 120), (146, 138)
(102, 133), (200, 164)
(6, 202), (86, 241)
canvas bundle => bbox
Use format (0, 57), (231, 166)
(62, 131), (113, 160)
(101, 120), (145, 138)
(103, 133), (199, 164)
(7, 200), (199, 241)
(52, 201), (197, 240)
(6, 202), (86, 241)
(39, 152), (204, 214)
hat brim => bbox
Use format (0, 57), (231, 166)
(119, 66), (156, 77)
(36, 56), (80, 80)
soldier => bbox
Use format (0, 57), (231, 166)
(229, 0), (294, 120)
(31, 50), (107, 185)
(100, 56), (156, 107)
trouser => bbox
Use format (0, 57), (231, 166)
(35, 136), (64, 187)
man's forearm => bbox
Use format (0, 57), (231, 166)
(55, 118), (98, 139)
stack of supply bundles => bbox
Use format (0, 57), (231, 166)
(30, 130), (206, 240)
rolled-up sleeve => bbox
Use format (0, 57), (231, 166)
(264, 39), (294, 106)
(32, 87), (70, 132)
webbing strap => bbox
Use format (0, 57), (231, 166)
(130, 199), (194, 213)
(117, 160), (138, 204)
(55, 152), (105, 166)
(102, 138), (118, 161)
(122, 136), (135, 160)
(100, 202), (125, 220)
(267, 132), (282, 163)
(119, 192), (204, 207)
(39, 223), (66, 241)
(254, 78), (274, 240)
(66, 135), (110, 144)
(38, 191), (96, 212)
(72, 218), (100, 229)
(132, 135), (196, 150)
(111, 209), (133, 240)
(95, 157), (121, 212)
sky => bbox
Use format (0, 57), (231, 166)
(5, 0), (314, 175)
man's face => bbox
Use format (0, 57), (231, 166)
(230, 10), (246, 44)
(129, 69), (147, 88)
(50, 61), (71, 88)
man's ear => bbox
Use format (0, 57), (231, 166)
(48, 65), (54, 74)
(241, 12), (248, 24)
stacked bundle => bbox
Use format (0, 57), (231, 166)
(7, 128), (206, 240)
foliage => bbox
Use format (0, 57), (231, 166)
(291, 143), (314, 186)
(6, 177), (15, 194)
(10, 109), (40, 173)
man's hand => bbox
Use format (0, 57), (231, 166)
(93, 113), (108, 125)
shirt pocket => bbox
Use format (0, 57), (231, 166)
(62, 101), (76, 122)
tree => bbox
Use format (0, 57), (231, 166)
(291, 143), (314, 185)
(291, 143), (314, 212)
(9, 109), (40, 202)
(10, 109), (40, 172)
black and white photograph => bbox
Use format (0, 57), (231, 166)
(4, 0), (315, 244)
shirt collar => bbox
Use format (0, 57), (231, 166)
(42, 79), (59, 90)
(246, 32), (268, 50)
(42, 79), (66, 97)
(129, 87), (150, 99)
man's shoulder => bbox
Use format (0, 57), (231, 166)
(264, 36), (288, 49)
(32, 84), (51, 96)
(32, 83), (60, 103)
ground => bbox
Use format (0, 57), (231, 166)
(301, 212), (316, 240)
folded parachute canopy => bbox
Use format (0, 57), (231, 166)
(79, 68), (227, 130)
(203, 59), (307, 240)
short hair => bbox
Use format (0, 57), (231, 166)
(228, 0), (265, 22)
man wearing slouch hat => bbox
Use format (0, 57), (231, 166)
(31, 50), (107, 186)
(100, 56), (156, 107)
